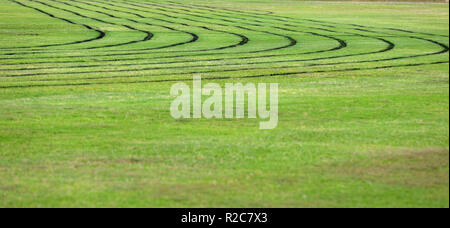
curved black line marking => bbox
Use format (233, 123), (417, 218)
(1, 0), (446, 86)
(165, 0), (448, 38)
(0, 28), (344, 72)
(0, 1), (447, 90)
(0, 1), (206, 55)
(50, 0), (197, 51)
(149, 0), (450, 41)
(0, 0), (251, 57)
(0, 0), (414, 76)
(106, 0), (297, 54)
(185, 1), (446, 39)
(1, 35), (395, 78)
(84, 0), (251, 53)
(8, 29), (449, 82)
(2, 0), (376, 63)
(138, 0), (277, 27)
(7, 28), (446, 85)
(294, 20), (449, 55)
(1, 61), (447, 89)
(3, 0), (294, 56)
(2, 23), (397, 78)
(87, 24), (153, 50)
(0, 0), (397, 73)
(6, 0), (245, 54)
(0, 0), (105, 50)
(304, 19), (449, 38)
(10, 30), (449, 80)
(40, 0), (290, 55)
(66, 0), (252, 53)
(71, 0), (199, 51)
(0, 27), (348, 73)
(164, 0), (275, 16)
(18, 51), (449, 82)
(5, 0), (380, 70)
(1, 26), (358, 77)
(0, 3), (356, 68)
(387, 28), (448, 38)
(21, 0), (155, 51)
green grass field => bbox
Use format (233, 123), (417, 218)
(0, 0), (448, 208)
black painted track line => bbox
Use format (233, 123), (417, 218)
(1, 0), (448, 89)
(0, 29), (347, 72)
(0, 0), (252, 57)
(24, 0), (155, 51)
(106, 0), (297, 54)
(48, 0), (196, 52)
(165, 0), (448, 38)
(1, 0), (106, 50)
(5, 32), (449, 81)
(0, 0), (410, 75)
(1, 61), (447, 89)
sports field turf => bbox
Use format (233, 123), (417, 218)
(0, 0), (449, 208)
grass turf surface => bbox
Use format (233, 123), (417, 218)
(0, 0), (449, 207)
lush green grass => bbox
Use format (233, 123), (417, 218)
(0, 0), (448, 208)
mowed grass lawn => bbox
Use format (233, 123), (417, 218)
(0, 0), (448, 207)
